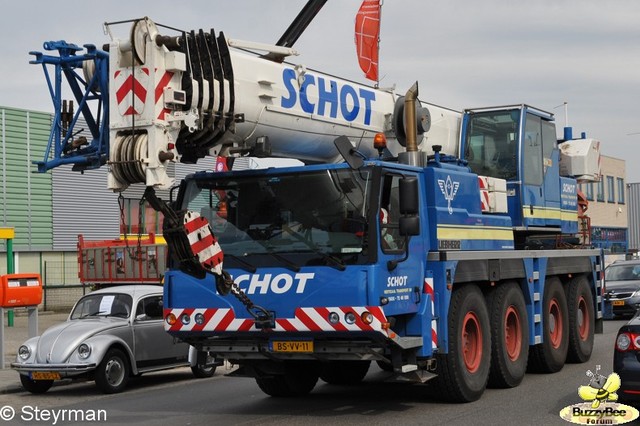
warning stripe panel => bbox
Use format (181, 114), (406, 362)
(165, 306), (389, 335)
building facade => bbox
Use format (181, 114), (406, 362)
(579, 155), (628, 253)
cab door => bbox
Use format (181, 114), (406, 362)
(521, 112), (561, 229)
(377, 172), (424, 316)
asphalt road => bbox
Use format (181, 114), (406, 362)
(2, 318), (639, 426)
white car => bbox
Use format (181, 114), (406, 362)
(12, 285), (217, 394)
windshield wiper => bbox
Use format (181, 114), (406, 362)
(264, 249), (301, 272)
(253, 240), (301, 272)
(224, 253), (257, 273)
(79, 310), (106, 319)
(282, 224), (346, 271)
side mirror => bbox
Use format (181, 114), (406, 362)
(399, 216), (420, 236)
(399, 176), (419, 215)
(388, 176), (420, 271)
(334, 136), (364, 170)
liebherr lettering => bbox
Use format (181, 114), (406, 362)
(281, 68), (376, 125)
(234, 273), (315, 294)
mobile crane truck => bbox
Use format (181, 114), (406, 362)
(29, 5), (603, 402)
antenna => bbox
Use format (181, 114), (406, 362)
(554, 101), (569, 128)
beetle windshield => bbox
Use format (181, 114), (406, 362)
(70, 293), (133, 319)
(180, 167), (372, 267)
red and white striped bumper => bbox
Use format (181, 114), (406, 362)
(164, 306), (390, 336)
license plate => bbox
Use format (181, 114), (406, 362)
(613, 300), (625, 306)
(270, 340), (314, 353)
(31, 371), (61, 380)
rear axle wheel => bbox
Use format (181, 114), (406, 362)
(487, 281), (529, 388)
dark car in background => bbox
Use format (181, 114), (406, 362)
(605, 260), (640, 317)
(614, 314), (640, 402)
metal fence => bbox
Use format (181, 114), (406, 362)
(42, 284), (88, 312)
(43, 260), (80, 286)
(41, 260), (85, 311)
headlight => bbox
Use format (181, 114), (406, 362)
(345, 312), (357, 324)
(18, 345), (31, 360)
(77, 343), (91, 359)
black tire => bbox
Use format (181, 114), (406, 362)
(320, 361), (371, 385)
(95, 348), (130, 394)
(486, 281), (529, 388)
(20, 374), (53, 394)
(256, 362), (319, 397)
(565, 275), (595, 363)
(191, 352), (217, 378)
(433, 284), (491, 402)
(528, 277), (569, 373)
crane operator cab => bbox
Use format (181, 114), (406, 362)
(460, 105), (582, 248)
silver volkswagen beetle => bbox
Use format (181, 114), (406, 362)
(12, 285), (217, 394)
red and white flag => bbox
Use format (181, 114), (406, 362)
(355, 0), (381, 82)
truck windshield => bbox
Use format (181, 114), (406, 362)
(464, 110), (519, 181)
(180, 167), (372, 267)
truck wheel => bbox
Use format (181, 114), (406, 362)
(528, 277), (569, 373)
(20, 375), (53, 394)
(95, 348), (130, 394)
(320, 361), (371, 384)
(486, 281), (529, 388)
(191, 352), (217, 378)
(191, 364), (217, 378)
(256, 362), (319, 397)
(433, 284), (491, 402)
(565, 275), (595, 363)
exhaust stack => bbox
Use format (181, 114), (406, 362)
(398, 82), (425, 167)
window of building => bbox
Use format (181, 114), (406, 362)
(596, 179), (604, 202)
(585, 183), (593, 201)
(617, 178), (625, 204)
(607, 176), (615, 203)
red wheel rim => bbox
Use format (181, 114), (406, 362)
(548, 298), (563, 349)
(577, 296), (589, 341)
(462, 311), (483, 373)
(504, 305), (522, 361)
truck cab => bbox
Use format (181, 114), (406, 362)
(461, 105), (579, 247)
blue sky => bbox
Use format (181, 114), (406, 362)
(1, 0), (639, 180)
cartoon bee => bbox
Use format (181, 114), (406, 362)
(578, 365), (621, 408)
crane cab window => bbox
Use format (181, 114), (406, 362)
(523, 114), (543, 186)
(523, 113), (557, 187)
(464, 110), (519, 181)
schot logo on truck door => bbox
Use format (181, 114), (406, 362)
(438, 175), (460, 214)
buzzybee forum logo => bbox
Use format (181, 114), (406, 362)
(559, 365), (639, 424)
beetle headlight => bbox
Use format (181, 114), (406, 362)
(18, 345), (31, 360)
(77, 343), (91, 359)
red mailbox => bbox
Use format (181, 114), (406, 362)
(0, 273), (43, 307)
